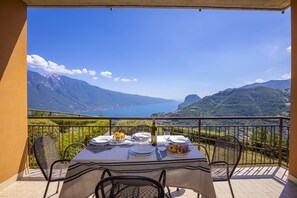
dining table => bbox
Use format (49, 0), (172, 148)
(59, 135), (216, 198)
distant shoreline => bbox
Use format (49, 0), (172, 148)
(83, 102), (179, 117)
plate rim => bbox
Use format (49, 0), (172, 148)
(170, 137), (189, 143)
(91, 137), (112, 144)
(130, 145), (155, 154)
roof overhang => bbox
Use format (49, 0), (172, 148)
(22, 0), (290, 11)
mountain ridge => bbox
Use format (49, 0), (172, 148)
(241, 79), (290, 90)
(166, 86), (290, 117)
(28, 70), (175, 113)
(178, 94), (201, 109)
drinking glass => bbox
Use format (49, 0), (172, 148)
(138, 132), (144, 144)
(164, 131), (171, 142)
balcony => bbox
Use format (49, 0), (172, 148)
(1, 114), (295, 197)
(0, 166), (296, 197)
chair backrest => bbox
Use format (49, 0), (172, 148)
(33, 136), (60, 180)
(95, 175), (165, 198)
(211, 135), (242, 177)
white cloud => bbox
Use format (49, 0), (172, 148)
(100, 71), (112, 78)
(287, 46), (291, 53)
(279, 73), (291, 80)
(27, 54), (138, 83)
(113, 77), (137, 82)
(255, 78), (265, 83)
(120, 78), (138, 82)
(72, 69), (82, 74)
(27, 54), (97, 77)
(27, 54), (47, 67)
(89, 70), (96, 76)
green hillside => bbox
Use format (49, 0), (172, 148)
(167, 87), (290, 117)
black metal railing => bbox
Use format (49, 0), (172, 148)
(27, 116), (290, 168)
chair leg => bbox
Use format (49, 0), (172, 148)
(44, 180), (50, 198)
(228, 179), (235, 198)
(197, 193), (200, 198)
(56, 181), (61, 193)
(166, 186), (172, 198)
(177, 187), (179, 191)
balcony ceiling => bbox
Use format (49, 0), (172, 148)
(22, 0), (290, 11)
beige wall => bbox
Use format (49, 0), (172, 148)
(289, 0), (297, 179)
(0, 0), (28, 184)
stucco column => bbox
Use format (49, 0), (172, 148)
(0, 0), (27, 187)
(289, 0), (297, 183)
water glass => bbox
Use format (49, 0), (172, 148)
(164, 131), (171, 142)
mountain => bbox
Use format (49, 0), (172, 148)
(241, 79), (290, 90)
(28, 70), (175, 113)
(178, 94), (201, 109)
(167, 87), (290, 117)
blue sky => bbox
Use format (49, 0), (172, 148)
(27, 8), (291, 101)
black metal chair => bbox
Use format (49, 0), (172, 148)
(95, 175), (165, 198)
(97, 169), (169, 198)
(33, 136), (85, 198)
(197, 135), (242, 198)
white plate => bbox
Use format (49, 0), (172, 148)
(129, 145), (155, 155)
(170, 137), (189, 144)
(91, 136), (112, 145)
(133, 132), (150, 141)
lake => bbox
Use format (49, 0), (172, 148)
(85, 102), (179, 117)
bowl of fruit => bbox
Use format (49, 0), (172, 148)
(167, 143), (189, 154)
(113, 132), (126, 143)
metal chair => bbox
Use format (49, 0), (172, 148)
(33, 136), (85, 198)
(95, 175), (165, 198)
(97, 169), (169, 198)
(198, 135), (242, 198)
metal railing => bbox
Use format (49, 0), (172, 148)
(27, 116), (290, 168)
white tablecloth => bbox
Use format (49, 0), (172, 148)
(59, 136), (216, 198)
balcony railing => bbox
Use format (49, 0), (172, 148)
(27, 116), (290, 168)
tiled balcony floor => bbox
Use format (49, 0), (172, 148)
(0, 167), (297, 198)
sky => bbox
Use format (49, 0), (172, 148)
(27, 8), (291, 101)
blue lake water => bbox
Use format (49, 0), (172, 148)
(85, 102), (179, 117)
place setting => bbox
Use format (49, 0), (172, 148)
(89, 132), (131, 146)
(127, 144), (155, 159)
(90, 136), (112, 146)
(132, 131), (151, 143)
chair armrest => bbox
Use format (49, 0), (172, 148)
(63, 142), (86, 160)
(197, 143), (210, 163)
(209, 161), (230, 180)
(49, 159), (71, 181)
(209, 160), (229, 167)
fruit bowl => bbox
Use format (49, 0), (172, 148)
(113, 132), (126, 142)
(167, 143), (189, 154)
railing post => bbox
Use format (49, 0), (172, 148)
(198, 119), (201, 144)
(109, 119), (112, 135)
(278, 117), (283, 167)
